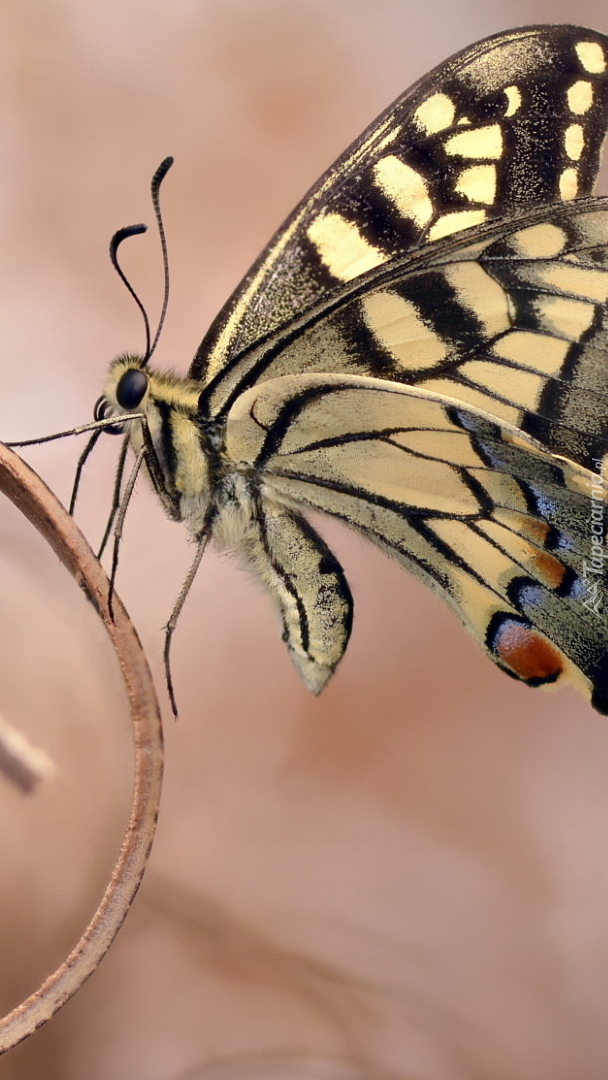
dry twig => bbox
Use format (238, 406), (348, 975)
(0, 442), (164, 1053)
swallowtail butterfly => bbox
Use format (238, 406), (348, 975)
(22, 25), (608, 713)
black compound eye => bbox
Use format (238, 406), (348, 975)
(116, 368), (149, 409)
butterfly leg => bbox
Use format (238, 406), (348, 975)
(97, 435), (130, 559)
(107, 444), (146, 618)
(163, 534), (209, 717)
(69, 428), (103, 514)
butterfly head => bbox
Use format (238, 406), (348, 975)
(96, 353), (216, 531)
(98, 352), (205, 445)
(96, 354), (150, 434)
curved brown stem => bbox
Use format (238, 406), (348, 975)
(0, 442), (164, 1053)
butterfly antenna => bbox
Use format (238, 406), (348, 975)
(110, 223), (151, 358)
(147, 156), (174, 363)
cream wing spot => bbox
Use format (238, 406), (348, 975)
(504, 85), (522, 116)
(505, 222), (567, 258)
(564, 123), (584, 160)
(281, 441), (480, 516)
(428, 209), (487, 241)
(391, 428), (484, 469)
(441, 262), (512, 336)
(360, 290), (449, 369)
(373, 156), (433, 227)
(452, 573), (517, 640)
(364, 449), (476, 514)
(454, 164), (497, 204)
(559, 167), (578, 200)
(527, 263), (608, 303)
(414, 92), (456, 134)
(491, 331), (570, 375)
(531, 294), (595, 340)
(460, 360), (544, 410)
(428, 520), (517, 597)
(307, 212), (385, 281)
(444, 124), (503, 159)
(567, 79), (593, 114)
(575, 40), (606, 74)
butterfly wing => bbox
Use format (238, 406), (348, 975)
(205, 198), (608, 469)
(187, 26), (608, 710)
(194, 25), (608, 398)
(225, 372), (608, 711)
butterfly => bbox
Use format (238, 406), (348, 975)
(14, 24), (608, 715)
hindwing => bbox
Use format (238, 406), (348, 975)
(226, 373), (608, 712)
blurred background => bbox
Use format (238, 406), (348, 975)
(2, 1), (608, 1077)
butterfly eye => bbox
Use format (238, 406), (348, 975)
(116, 368), (149, 409)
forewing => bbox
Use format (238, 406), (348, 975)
(206, 198), (608, 475)
(194, 25), (608, 387)
(226, 374), (608, 712)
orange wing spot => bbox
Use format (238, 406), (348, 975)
(518, 517), (550, 545)
(491, 618), (564, 685)
(531, 551), (567, 589)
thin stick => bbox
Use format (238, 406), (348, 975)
(0, 442), (164, 1054)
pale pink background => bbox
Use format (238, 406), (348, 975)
(2, 2), (608, 1078)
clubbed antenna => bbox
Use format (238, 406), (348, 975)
(109, 224), (151, 358)
(148, 156), (173, 361)
(109, 155), (174, 365)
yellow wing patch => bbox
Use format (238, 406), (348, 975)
(413, 92), (456, 134)
(454, 164), (497, 205)
(444, 124), (503, 159)
(575, 40), (606, 74)
(567, 79), (593, 114)
(307, 213), (385, 280)
(373, 156), (433, 227)
(360, 290), (449, 369)
(559, 167), (578, 199)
